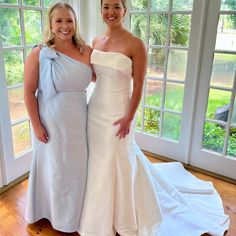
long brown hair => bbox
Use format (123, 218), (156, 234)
(100, 0), (127, 8)
(43, 3), (85, 54)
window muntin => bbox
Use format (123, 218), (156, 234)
(130, 0), (193, 141)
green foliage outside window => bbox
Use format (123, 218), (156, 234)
(0, 1), (56, 86)
(132, 0), (236, 155)
(4, 51), (24, 86)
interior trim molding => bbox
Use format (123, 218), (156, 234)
(0, 172), (29, 195)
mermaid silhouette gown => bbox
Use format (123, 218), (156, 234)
(79, 49), (229, 236)
(25, 46), (92, 232)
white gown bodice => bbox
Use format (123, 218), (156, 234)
(89, 49), (134, 121)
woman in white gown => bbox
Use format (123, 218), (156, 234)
(79, 0), (230, 235)
(24, 3), (92, 232)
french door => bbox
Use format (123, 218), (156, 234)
(129, 0), (203, 163)
(190, 0), (236, 179)
(129, 0), (236, 179)
(0, 0), (58, 184)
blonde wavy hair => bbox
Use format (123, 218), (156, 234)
(43, 3), (85, 54)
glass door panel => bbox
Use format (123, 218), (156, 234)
(190, 0), (236, 179)
(0, 0), (58, 184)
(130, 0), (194, 161)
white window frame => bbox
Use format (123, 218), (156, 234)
(123, 0), (207, 162)
(190, 0), (236, 179)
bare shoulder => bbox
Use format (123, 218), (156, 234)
(129, 35), (146, 55)
(127, 35), (147, 72)
(84, 44), (93, 55)
(31, 46), (41, 57)
(26, 46), (40, 64)
(82, 44), (93, 67)
(92, 34), (105, 48)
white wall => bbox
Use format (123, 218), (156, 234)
(74, 0), (105, 45)
(0, 131), (4, 187)
(0, 38), (6, 188)
(0, 5), (4, 189)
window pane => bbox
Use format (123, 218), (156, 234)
(145, 80), (162, 107)
(210, 53), (236, 88)
(0, 8), (21, 46)
(172, 0), (193, 11)
(149, 14), (168, 46)
(221, 0), (236, 11)
(150, 0), (169, 11)
(202, 122), (226, 154)
(4, 50), (24, 86)
(130, 14), (147, 42)
(167, 50), (187, 81)
(23, 0), (40, 6)
(164, 82), (184, 112)
(24, 10), (42, 45)
(0, 0), (17, 4)
(131, 0), (147, 10)
(12, 121), (31, 157)
(170, 14), (191, 47)
(215, 14), (236, 51)
(135, 106), (142, 131)
(227, 127), (236, 158)
(147, 48), (165, 78)
(26, 48), (33, 57)
(162, 112), (181, 141)
(206, 89), (231, 121)
(144, 108), (160, 135)
(44, 0), (57, 7)
(8, 87), (28, 122)
(232, 96), (236, 125)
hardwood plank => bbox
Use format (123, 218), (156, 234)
(0, 157), (235, 236)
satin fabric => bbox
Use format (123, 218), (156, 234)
(79, 49), (229, 236)
(25, 46), (92, 232)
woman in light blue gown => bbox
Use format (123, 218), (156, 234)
(79, 0), (229, 235)
(24, 3), (92, 233)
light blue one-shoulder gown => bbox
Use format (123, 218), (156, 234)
(25, 46), (92, 232)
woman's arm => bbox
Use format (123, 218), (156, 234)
(24, 47), (48, 143)
(114, 37), (147, 139)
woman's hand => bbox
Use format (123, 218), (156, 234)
(113, 116), (132, 139)
(34, 124), (49, 144)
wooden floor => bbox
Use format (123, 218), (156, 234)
(0, 157), (236, 236)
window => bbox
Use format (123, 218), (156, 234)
(128, 0), (236, 178)
(0, 0), (58, 183)
(202, 1), (236, 157)
(130, 0), (193, 141)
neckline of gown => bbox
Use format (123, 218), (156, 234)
(92, 49), (132, 64)
(55, 50), (93, 72)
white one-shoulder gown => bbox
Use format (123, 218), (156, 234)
(79, 49), (229, 236)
